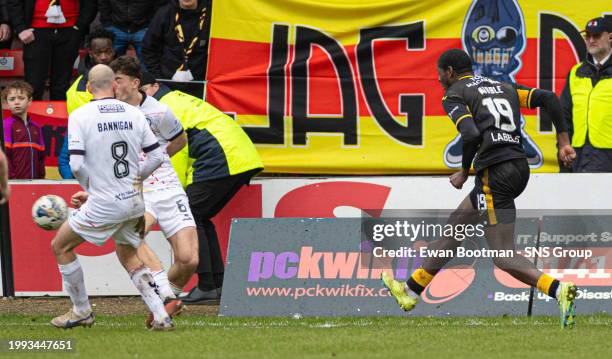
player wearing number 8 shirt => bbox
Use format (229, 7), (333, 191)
(381, 49), (579, 329)
(51, 64), (173, 330)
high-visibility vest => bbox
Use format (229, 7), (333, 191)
(569, 63), (612, 148)
(160, 90), (263, 186)
(66, 74), (92, 115)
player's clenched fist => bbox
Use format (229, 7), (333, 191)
(558, 144), (576, 168)
(71, 191), (89, 208)
(449, 169), (469, 190)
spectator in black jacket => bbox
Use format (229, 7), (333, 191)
(98, 0), (166, 63)
(0, 0), (12, 49)
(142, 0), (210, 98)
(7, 0), (97, 100)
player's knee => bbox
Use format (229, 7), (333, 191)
(187, 255), (199, 272)
(176, 251), (198, 272)
(50, 238), (60, 256)
(50, 237), (67, 256)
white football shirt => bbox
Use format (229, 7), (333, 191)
(139, 94), (184, 192)
(68, 98), (160, 222)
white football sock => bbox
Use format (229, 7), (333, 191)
(151, 269), (175, 300)
(131, 267), (168, 322)
(170, 282), (183, 297)
(58, 259), (91, 316)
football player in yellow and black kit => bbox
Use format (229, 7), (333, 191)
(382, 49), (578, 328)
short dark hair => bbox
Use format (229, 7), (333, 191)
(438, 49), (473, 74)
(109, 55), (142, 80)
(2, 80), (34, 100)
(140, 71), (158, 86)
(86, 27), (115, 48)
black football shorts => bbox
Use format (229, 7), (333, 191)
(469, 158), (529, 225)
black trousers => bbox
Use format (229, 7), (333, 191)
(0, 37), (12, 49)
(186, 168), (260, 290)
(23, 27), (83, 100)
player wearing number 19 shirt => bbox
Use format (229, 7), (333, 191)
(381, 49), (579, 328)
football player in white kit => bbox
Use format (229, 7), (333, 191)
(110, 56), (199, 328)
(50, 65), (174, 330)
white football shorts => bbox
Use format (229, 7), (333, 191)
(144, 188), (196, 238)
(68, 207), (143, 248)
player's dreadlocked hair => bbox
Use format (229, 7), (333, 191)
(438, 49), (473, 74)
(86, 27), (115, 48)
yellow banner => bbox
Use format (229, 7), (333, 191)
(206, 0), (608, 174)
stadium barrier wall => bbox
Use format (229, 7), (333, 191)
(4, 173), (612, 297)
(221, 217), (612, 316)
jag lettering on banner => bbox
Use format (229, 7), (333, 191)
(206, 0), (607, 173)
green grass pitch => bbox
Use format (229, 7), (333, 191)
(1, 314), (611, 358)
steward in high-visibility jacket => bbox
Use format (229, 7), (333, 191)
(142, 80), (263, 188)
(141, 74), (263, 303)
(561, 17), (612, 172)
(60, 57), (94, 179)
(61, 28), (117, 178)
(66, 64), (93, 115)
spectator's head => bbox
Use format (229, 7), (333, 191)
(109, 56), (143, 104)
(582, 17), (612, 60)
(87, 28), (116, 66)
(87, 65), (117, 96)
(437, 49), (473, 90)
(179, 0), (198, 10)
(140, 71), (160, 97)
(2, 81), (33, 118)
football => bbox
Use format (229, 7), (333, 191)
(31, 195), (69, 230)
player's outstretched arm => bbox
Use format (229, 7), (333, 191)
(69, 154), (90, 191)
(138, 111), (165, 179)
(161, 107), (187, 157)
(450, 118), (481, 189)
(442, 94), (482, 188)
(166, 132), (187, 157)
(515, 85), (576, 167)
(457, 118), (481, 170)
(536, 90), (575, 167)
(138, 144), (164, 180)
